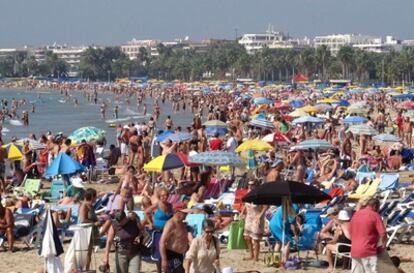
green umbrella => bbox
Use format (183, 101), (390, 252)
(68, 126), (105, 144)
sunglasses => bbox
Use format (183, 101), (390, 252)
(204, 229), (214, 234)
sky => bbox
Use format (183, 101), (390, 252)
(0, 0), (413, 48)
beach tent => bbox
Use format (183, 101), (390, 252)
(293, 73), (309, 82)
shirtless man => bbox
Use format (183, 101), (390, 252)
(0, 197), (14, 252)
(265, 160), (284, 182)
(160, 209), (191, 273)
(403, 117), (412, 148)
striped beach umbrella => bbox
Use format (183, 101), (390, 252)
(2, 143), (24, 160)
(143, 153), (193, 172)
(342, 116), (368, 125)
(253, 97), (273, 105)
(293, 139), (334, 151)
(189, 151), (245, 166)
(249, 119), (275, 129)
(347, 124), (378, 136)
(292, 116), (324, 125)
(68, 126), (105, 144)
(202, 120), (228, 127)
(167, 132), (194, 142)
(373, 134), (401, 143)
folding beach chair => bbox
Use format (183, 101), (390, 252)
(379, 173), (399, 192)
(13, 177), (42, 197)
(43, 179), (66, 201)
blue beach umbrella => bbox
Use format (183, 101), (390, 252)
(45, 152), (84, 178)
(373, 134), (401, 143)
(249, 119), (275, 129)
(167, 132), (194, 142)
(156, 130), (175, 142)
(253, 97), (273, 105)
(292, 116), (324, 125)
(205, 127), (228, 137)
(338, 99), (350, 107)
(290, 100), (305, 108)
(342, 116), (368, 124)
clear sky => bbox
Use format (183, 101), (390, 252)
(0, 0), (413, 47)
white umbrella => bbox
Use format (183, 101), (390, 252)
(40, 210), (64, 273)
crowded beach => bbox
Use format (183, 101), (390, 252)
(0, 78), (414, 273)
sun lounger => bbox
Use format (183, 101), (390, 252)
(348, 178), (381, 200)
(355, 171), (376, 184)
(379, 173), (399, 191)
(13, 178), (42, 197)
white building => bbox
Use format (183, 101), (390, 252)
(239, 29), (287, 54)
(314, 34), (400, 54)
(121, 39), (160, 60)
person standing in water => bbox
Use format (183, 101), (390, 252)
(114, 105), (119, 119)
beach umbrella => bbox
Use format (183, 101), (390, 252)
(347, 105), (369, 115)
(315, 104), (333, 112)
(143, 152), (195, 172)
(403, 110), (414, 119)
(293, 139), (334, 151)
(203, 120), (228, 127)
(39, 209), (64, 273)
(274, 102), (290, 110)
(347, 124), (378, 136)
(300, 105), (319, 113)
(189, 151), (245, 166)
(337, 99), (350, 107)
(205, 127), (228, 137)
(167, 132), (194, 142)
(2, 143), (23, 160)
(262, 132), (291, 145)
(242, 179), (331, 247)
(288, 109), (309, 118)
(253, 97), (273, 105)
(243, 179), (331, 205)
(289, 100), (305, 108)
(292, 116), (324, 125)
(249, 119), (275, 129)
(235, 139), (273, 152)
(156, 130), (175, 142)
(16, 138), (46, 150)
(45, 152), (84, 177)
(373, 134), (401, 143)
(318, 98), (338, 104)
(396, 100), (414, 110)
(68, 126), (105, 144)
(342, 116), (368, 124)
(252, 113), (267, 120)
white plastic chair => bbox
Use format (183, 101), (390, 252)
(333, 243), (352, 271)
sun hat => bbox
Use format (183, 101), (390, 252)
(338, 209), (351, 221)
(326, 207), (339, 216)
(71, 177), (85, 188)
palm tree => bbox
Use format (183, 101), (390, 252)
(315, 45), (331, 81)
(337, 46), (355, 79)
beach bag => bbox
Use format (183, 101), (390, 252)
(264, 250), (281, 267)
(227, 220), (246, 250)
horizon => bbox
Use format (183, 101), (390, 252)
(1, 0), (414, 48)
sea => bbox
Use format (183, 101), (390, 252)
(0, 88), (195, 144)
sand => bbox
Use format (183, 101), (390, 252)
(1, 182), (414, 273)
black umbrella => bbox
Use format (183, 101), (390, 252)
(242, 179), (331, 247)
(242, 179), (331, 205)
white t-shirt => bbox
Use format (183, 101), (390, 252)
(226, 137), (238, 152)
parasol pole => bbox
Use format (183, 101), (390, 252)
(282, 196), (287, 249)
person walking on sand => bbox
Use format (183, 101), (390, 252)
(350, 198), (387, 273)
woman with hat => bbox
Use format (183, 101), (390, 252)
(325, 209), (352, 272)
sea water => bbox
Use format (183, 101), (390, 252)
(0, 88), (195, 144)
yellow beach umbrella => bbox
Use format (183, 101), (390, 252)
(235, 139), (273, 153)
(300, 105), (319, 113)
(318, 98), (338, 104)
(288, 109), (309, 117)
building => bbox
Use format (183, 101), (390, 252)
(121, 39), (160, 60)
(314, 34), (400, 54)
(239, 30), (287, 54)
